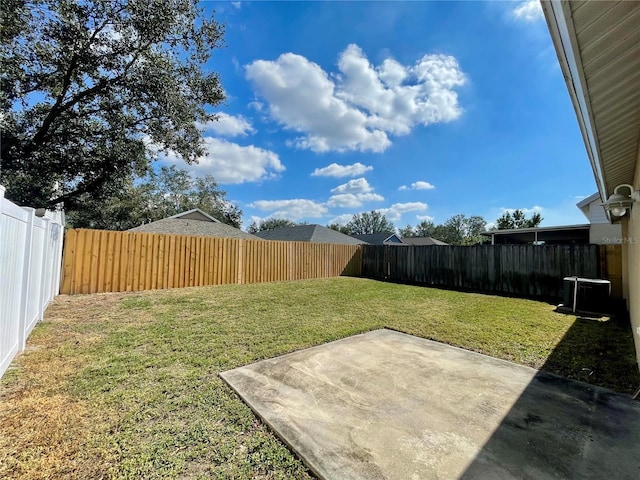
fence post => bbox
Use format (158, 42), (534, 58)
(39, 217), (51, 319)
(0, 186), (4, 256)
(17, 207), (36, 352)
(54, 223), (64, 295)
(237, 239), (243, 284)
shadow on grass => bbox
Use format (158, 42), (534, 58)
(460, 315), (640, 479)
(541, 315), (640, 394)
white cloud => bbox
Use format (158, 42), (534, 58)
(331, 178), (373, 194)
(327, 193), (384, 208)
(246, 44), (465, 153)
(246, 52), (390, 153)
(416, 215), (434, 222)
(512, 0), (544, 22)
(399, 181), (435, 191)
(162, 137), (284, 184)
(248, 100), (264, 112)
(338, 45), (465, 136)
(198, 113), (255, 137)
(328, 177), (383, 207)
(311, 162), (373, 178)
(231, 1), (241, 9)
(328, 214), (354, 225)
(376, 202), (428, 222)
(248, 199), (328, 220)
(500, 205), (544, 215)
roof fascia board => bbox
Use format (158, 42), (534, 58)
(168, 208), (221, 223)
(575, 192), (601, 209)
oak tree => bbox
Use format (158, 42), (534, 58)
(1, 0), (225, 210)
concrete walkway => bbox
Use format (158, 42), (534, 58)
(220, 329), (640, 480)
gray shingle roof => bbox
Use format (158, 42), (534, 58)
(401, 237), (449, 246)
(128, 210), (259, 240)
(350, 232), (404, 245)
(255, 225), (367, 244)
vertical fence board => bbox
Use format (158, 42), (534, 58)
(61, 230), (75, 295)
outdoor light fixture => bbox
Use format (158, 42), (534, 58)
(601, 184), (640, 217)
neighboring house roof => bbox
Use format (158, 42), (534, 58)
(351, 232), (404, 245)
(128, 208), (259, 240)
(576, 193), (609, 225)
(480, 224), (590, 245)
(165, 208), (221, 223)
(401, 237), (449, 246)
(254, 224), (367, 244)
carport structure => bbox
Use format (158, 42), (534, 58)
(483, 224), (590, 245)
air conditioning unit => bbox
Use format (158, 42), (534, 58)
(562, 276), (611, 314)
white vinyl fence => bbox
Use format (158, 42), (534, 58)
(0, 185), (65, 379)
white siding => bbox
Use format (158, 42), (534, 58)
(588, 199), (609, 224)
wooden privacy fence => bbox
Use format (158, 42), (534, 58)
(60, 229), (362, 294)
(361, 244), (613, 299)
(599, 244), (623, 298)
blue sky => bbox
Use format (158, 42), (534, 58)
(162, 0), (597, 230)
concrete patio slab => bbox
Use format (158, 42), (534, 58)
(220, 329), (640, 480)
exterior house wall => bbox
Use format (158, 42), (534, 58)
(587, 197), (623, 244)
(588, 200), (609, 224)
(628, 150), (640, 370)
(590, 223), (623, 244)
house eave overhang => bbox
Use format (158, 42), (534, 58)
(542, 1), (606, 197)
(542, 1), (640, 223)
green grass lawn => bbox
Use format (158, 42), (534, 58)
(1, 277), (638, 479)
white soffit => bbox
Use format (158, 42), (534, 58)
(543, 0), (640, 197)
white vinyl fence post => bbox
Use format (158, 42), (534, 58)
(39, 217), (51, 319)
(18, 207), (36, 352)
(0, 186), (4, 255)
(54, 223), (63, 296)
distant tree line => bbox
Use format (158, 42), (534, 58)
(66, 166), (242, 230)
(325, 209), (542, 246)
(247, 218), (304, 234)
(398, 215), (488, 245)
(494, 209), (543, 230)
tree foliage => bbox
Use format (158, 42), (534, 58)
(66, 166), (241, 230)
(327, 223), (351, 234)
(247, 218), (299, 234)
(399, 215), (487, 245)
(495, 210), (543, 230)
(0, 0), (225, 209)
(399, 219), (436, 238)
(345, 211), (395, 235)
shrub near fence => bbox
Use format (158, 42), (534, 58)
(361, 244), (603, 300)
(0, 186), (64, 379)
(60, 229), (362, 294)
